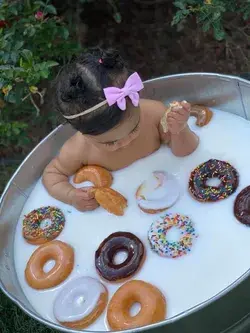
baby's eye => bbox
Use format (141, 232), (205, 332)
(105, 141), (116, 146)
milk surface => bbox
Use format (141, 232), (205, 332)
(14, 109), (250, 331)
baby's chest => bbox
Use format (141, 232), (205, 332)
(88, 131), (161, 171)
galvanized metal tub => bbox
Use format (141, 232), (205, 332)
(1, 73), (250, 333)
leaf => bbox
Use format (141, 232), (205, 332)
(14, 41), (24, 51)
(45, 5), (57, 15)
(60, 26), (69, 39)
(213, 28), (226, 41)
(20, 49), (33, 63)
(174, 1), (186, 10)
(10, 52), (18, 63)
(46, 61), (59, 67)
(5, 91), (16, 104)
(113, 12), (122, 24)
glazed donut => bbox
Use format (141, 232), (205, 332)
(25, 240), (74, 290)
(190, 104), (213, 127)
(93, 187), (127, 216)
(148, 213), (198, 258)
(53, 277), (108, 329)
(74, 165), (113, 187)
(22, 206), (65, 245)
(95, 232), (145, 282)
(136, 171), (179, 214)
(107, 280), (166, 330)
(234, 186), (250, 226)
(189, 159), (239, 202)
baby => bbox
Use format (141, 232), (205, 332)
(43, 48), (199, 212)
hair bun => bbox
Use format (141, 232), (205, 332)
(101, 49), (124, 70)
(61, 75), (85, 102)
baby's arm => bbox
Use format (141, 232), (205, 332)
(144, 99), (199, 156)
(42, 134), (98, 211)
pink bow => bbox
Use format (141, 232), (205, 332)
(103, 72), (144, 111)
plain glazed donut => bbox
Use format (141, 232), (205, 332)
(73, 165), (113, 187)
(93, 187), (127, 216)
(136, 171), (179, 214)
(22, 206), (65, 245)
(107, 280), (166, 330)
(53, 277), (108, 329)
(190, 104), (213, 127)
(189, 159), (239, 202)
(234, 186), (250, 226)
(25, 240), (74, 290)
(95, 232), (145, 282)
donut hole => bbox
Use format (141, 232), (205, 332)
(206, 177), (221, 187)
(74, 295), (86, 306)
(113, 250), (128, 265)
(40, 219), (52, 230)
(129, 302), (141, 317)
(166, 226), (182, 242)
(43, 260), (56, 273)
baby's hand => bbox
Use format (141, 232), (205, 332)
(167, 101), (191, 135)
(70, 187), (99, 212)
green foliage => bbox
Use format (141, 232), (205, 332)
(0, 0), (80, 152)
(172, 0), (250, 40)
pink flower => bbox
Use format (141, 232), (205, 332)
(35, 11), (44, 20)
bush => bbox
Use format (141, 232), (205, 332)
(172, 0), (250, 40)
(0, 0), (80, 152)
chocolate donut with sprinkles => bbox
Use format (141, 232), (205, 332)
(22, 206), (65, 245)
(148, 213), (198, 258)
(189, 159), (239, 202)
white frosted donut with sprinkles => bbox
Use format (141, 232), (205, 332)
(53, 276), (108, 329)
(148, 213), (198, 258)
(136, 171), (180, 214)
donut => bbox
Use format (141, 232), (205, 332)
(148, 213), (198, 258)
(136, 171), (179, 214)
(74, 165), (113, 187)
(53, 276), (108, 329)
(190, 104), (213, 127)
(93, 187), (127, 216)
(25, 240), (74, 289)
(189, 159), (239, 202)
(107, 280), (166, 330)
(22, 206), (65, 245)
(95, 232), (145, 282)
(234, 186), (250, 226)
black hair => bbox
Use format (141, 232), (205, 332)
(54, 47), (132, 135)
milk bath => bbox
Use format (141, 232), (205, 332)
(14, 109), (250, 331)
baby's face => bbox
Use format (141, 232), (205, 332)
(88, 107), (140, 152)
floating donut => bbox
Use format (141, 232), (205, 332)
(95, 232), (145, 282)
(93, 187), (127, 216)
(189, 159), (239, 202)
(148, 213), (198, 258)
(74, 165), (113, 187)
(53, 277), (108, 329)
(107, 280), (166, 330)
(234, 186), (250, 226)
(190, 105), (213, 127)
(25, 240), (74, 290)
(22, 206), (65, 245)
(136, 171), (179, 214)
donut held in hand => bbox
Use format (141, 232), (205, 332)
(74, 165), (113, 187)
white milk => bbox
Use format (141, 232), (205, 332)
(14, 109), (250, 331)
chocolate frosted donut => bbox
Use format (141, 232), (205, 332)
(95, 232), (145, 282)
(189, 159), (239, 202)
(234, 186), (250, 226)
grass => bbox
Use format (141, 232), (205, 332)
(0, 291), (56, 333)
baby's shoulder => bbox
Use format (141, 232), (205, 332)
(140, 98), (166, 123)
(59, 132), (89, 162)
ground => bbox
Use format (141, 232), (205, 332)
(0, 1), (249, 332)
